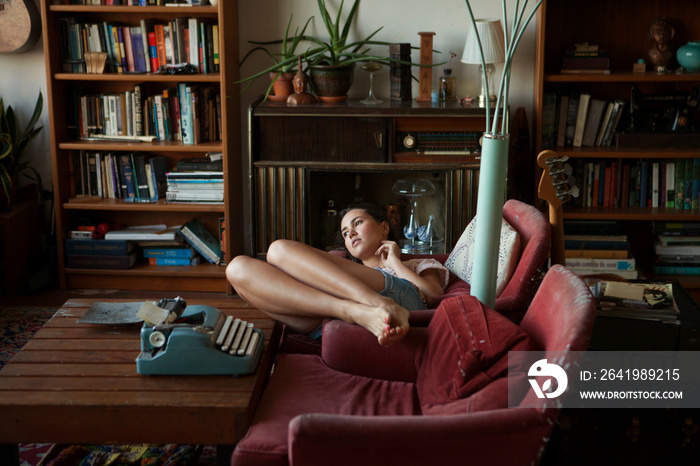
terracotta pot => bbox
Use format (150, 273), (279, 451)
(308, 64), (355, 103)
(268, 72), (295, 102)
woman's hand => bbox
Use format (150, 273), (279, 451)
(376, 240), (402, 269)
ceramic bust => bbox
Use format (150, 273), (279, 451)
(648, 17), (675, 70)
(287, 58), (318, 106)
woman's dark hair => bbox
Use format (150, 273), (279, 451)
(335, 203), (400, 260)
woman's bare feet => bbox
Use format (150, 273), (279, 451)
(346, 298), (409, 347)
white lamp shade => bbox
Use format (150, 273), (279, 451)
(461, 19), (505, 65)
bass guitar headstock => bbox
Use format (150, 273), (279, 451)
(537, 150), (580, 208)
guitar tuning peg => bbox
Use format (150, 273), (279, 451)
(545, 155), (570, 167)
(548, 163), (574, 177)
(569, 185), (580, 198)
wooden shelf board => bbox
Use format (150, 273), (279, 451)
(55, 73), (220, 83)
(542, 147), (700, 158)
(63, 198), (225, 212)
(59, 140), (222, 152)
(564, 207), (700, 221)
(65, 262), (225, 278)
(544, 71), (700, 83)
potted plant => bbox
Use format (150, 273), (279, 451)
(239, 15), (315, 101)
(0, 91), (44, 205)
(239, 0), (433, 102)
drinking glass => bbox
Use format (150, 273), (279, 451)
(359, 61), (383, 105)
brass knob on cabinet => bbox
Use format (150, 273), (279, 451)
(403, 134), (416, 149)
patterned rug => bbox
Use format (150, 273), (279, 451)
(0, 305), (219, 466)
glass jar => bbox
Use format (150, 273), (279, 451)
(438, 68), (456, 101)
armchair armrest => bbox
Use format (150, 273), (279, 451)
(321, 319), (426, 382)
(288, 409), (555, 466)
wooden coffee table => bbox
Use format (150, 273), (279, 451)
(0, 298), (280, 465)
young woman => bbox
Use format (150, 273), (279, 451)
(226, 204), (449, 346)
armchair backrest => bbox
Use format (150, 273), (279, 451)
(518, 264), (596, 408)
(496, 199), (552, 322)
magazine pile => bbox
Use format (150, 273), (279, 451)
(589, 280), (680, 324)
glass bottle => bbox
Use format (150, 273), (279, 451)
(439, 68), (456, 101)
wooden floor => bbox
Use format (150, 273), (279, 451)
(0, 285), (234, 308)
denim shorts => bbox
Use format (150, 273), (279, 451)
(306, 269), (424, 340)
(376, 269), (425, 311)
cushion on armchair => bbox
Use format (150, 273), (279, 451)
(417, 295), (533, 414)
(444, 216), (521, 297)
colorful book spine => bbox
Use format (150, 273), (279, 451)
(148, 257), (200, 266)
(143, 247), (195, 258)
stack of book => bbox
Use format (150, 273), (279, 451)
(64, 238), (139, 270)
(653, 221), (700, 275)
(70, 152), (167, 203)
(562, 221), (637, 279)
(143, 246), (200, 266)
(561, 42), (610, 74)
(163, 153), (223, 205)
(541, 90), (625, 149)
(177, 218), (223, 265)
(569, 158), (700, 210)
(57, 14), (219, 75)
(589, 279), (679, 324)
(72, 82), (220, 144)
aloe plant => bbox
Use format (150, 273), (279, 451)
(238, 0), (435, 91)
(0, 91), (43, 205)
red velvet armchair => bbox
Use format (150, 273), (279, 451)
(410, 198), (552, 325)
(230, 265), (596, 466)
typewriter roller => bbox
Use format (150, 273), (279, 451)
(136, 303), (264, 375)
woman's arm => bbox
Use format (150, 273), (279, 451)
(377, 241), (445, 307)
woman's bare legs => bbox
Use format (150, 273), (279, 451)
(226, 240), (409, 345)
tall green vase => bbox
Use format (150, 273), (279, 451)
(470, 133), (510, 308)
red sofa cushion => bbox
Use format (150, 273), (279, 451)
(417, 295), (533, 414)
(233, 353), (420, 466)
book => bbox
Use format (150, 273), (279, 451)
(564, 94), (580, 147)
(653, 221), (700, 236)
(541, 91), (559, 148)
(564, 235), (629, 250)
(148, 256), (200, 266)
(132, 154), (151, 199)
(148, 155), (168, 199)
(594, 102), (614, 146)
(654, 240), (700, 256)
(665, 161), (675, 208)
(574, 94), (592, 147)
(177, 218), (223, 264)
(657, 235), (700, 245)
(569, 268), (638, 279)
(556, 94), (569, 147)
(104, 224), (179, 241)
(562, 56), (610, 71)
(176, 157), (223, 172)
(590, 280), (678, 322)
(653, 264), (700, 275)
(563, 256), (635, 271)
(65, 238), (136, 255)
(118, 154), (137, 200)
(66, 251), (139, 270)
(565, 249), (630, 259)
(581, 98), (606, 147)
(143, 247), (196, 258)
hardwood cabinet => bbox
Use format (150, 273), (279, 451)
(247, 99), (492, 259)
(40, 1), (241, 292)
(533, 0), (700, 298)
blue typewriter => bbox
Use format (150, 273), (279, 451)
(136, 298), (264, 375)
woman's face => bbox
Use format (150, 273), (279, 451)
(340, 209), (389, 260)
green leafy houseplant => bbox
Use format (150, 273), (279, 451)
(239, 15), (315, 97)
(0, 91), (44, 205)
(238, 0), (432, 99)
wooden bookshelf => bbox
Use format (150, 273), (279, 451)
(533, 0), (700, 298)
(40, 1), (241, 292)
